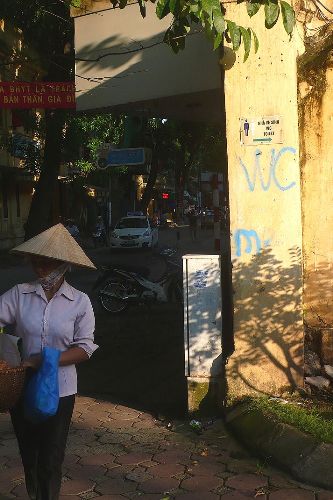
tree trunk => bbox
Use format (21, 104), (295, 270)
(140, 158), (159, 213)
(24, 109), (65, 239)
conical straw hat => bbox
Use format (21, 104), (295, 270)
(11, 223), (96, 269)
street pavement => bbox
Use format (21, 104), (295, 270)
(2, 227), (332, 498)
(1, 396), (333, 499)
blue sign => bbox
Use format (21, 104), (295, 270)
(107, 148), (146, 166)
(12, 133), (40, 159)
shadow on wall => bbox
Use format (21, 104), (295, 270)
(227, 246), (304, 396)
(75, 27), (223, 123)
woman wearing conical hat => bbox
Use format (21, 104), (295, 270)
(0, 224), (98, 500)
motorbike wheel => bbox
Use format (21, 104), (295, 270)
(99, 281), (128, 313)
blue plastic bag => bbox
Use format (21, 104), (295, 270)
(24, 347), (61, 423)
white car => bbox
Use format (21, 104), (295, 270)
(110, 216), (158, 249)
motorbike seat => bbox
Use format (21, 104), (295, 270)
(115, 264), (150, 279)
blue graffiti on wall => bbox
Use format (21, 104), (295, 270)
(235, 229), (271, 257)
(239, 147), (297, 192)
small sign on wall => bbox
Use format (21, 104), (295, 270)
(240, 116), (283, 145)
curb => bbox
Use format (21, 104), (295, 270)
(226, 402), (333, 490)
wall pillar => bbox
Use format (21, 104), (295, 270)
(223, 7), (304, 396)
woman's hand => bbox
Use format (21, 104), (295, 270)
(21, 354), (42, 370)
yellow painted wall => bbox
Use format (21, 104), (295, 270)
(298, 42), (333, 372)
(224, 7), (305, 395)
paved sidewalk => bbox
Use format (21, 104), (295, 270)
(1, 397), (333, 499)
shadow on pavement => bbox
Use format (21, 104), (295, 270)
(78, 303), (188, 418)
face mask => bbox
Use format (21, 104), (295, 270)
(38, 263), (70, 291)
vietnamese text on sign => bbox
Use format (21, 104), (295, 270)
(0, 82), (75, 109)
(240, 116), (283, 145)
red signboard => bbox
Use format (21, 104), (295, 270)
(0, 82), (75, 109)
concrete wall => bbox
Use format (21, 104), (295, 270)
(298, 38), (333, 367)
(224, 7), (305, 395)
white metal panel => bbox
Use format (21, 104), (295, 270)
(183, 254), (222, 377)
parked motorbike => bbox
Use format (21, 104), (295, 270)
(93, 248), (183, 314)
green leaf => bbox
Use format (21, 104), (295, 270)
(202, 0), (214, 18)
(119, 0), (127, 8)
(251, 28), (259, 52)
(240, 26), (251, 61)
(246, 1), (261, 17)
(70, 0), (82, 7)
(189, 3), (200, 13)
(156, 0), (170, 18)
(213, 7), (225, 34)
(264, 0), (280, 28)
(204, 18), (215, 39)
(169, 0), (179, 14)
(213, 32), (223, 49)
(280, 0), (295, 35)
(226, 20), (241, 51)
(138, 0), (146, 17)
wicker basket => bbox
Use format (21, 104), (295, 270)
(0, 366), (26, 412)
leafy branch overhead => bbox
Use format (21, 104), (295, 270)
(108, 0), (295, 61)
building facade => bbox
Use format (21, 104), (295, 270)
(0, 20), (43, 249)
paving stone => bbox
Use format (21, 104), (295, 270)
(269, 489), (315, 499)
(63, 454), (81, 466)
(139, 477), (180, 494)
(138, 460), (159, 469)
(227, 458), (262, 475)
(181, 475), (223, 492)
(87, 444), (125, 456)
(317, 491), (333, 500)
(127, 495), (164, 500)
(125, 468), (154, 483)
(225, 473), (268, 495)
(0, 397), (324, 500)
(97, 496), (131, 500)
(60, 478), (95, 495)
(80, 491), (101, 499)
(148, 463), (185, 478)
(0, 457), (11, 467)
(95, 477), (137, 495)
(191, 450), (230, 463)
(66, 464), (107, 480)
(268, 472), (295, 489)
(8, 483), (28, 497)
(0, 466), (25, 489)
(175, 493), (220, 499)
(116, 452), (152, 465)
(153, 450), (191, 465)
(218, 493), (254, 499)
(99, 432), (133, 446)
(132, 420), (158, 430)
(187, 461), (226, 476)
(79, 454), (116, 466)
(106, 465), (135, 478)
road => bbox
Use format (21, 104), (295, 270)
(0, 226), (216, 416)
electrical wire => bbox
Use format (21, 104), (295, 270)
(312, 0), (333, 15)
(75, 29), (202, 62)
(75, 39), (165, 62)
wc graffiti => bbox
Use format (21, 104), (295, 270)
(239, 147), (297, 192)
(235, 229), (271, 257)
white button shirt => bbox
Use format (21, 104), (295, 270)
(0, 280), (98, 397)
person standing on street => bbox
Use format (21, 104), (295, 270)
(188, 209), (198, 241)
(0, 223), (98, 500)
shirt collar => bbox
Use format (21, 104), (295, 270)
(21, 280), (75, 301)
